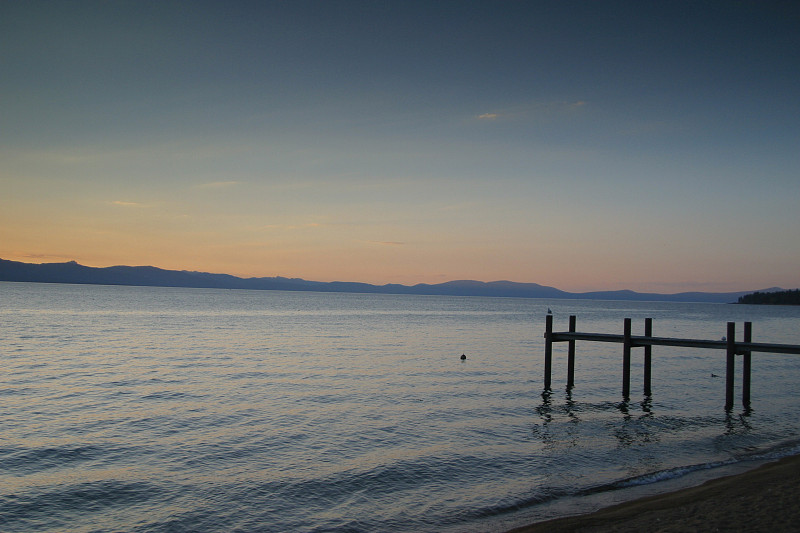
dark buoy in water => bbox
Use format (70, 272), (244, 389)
(547, 308), (552, 314)
(460, 353), (467, 360)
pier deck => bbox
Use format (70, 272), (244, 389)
(543, 315), (800, 409)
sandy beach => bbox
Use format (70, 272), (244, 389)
(507, 453), (800, 532)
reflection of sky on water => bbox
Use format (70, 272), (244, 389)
(3, 283), (800, 532)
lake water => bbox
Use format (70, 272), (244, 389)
(2, 282), (800, 532)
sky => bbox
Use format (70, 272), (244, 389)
(1, 1), (799, 293)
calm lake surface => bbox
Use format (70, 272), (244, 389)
(2, 282), (800, 532)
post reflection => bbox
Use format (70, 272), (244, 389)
(724, 408), (753, 435)
(614, 396), (658, 448)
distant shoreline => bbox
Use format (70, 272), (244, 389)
(735, 289), (800, 306)
(0, 258), (782, 304)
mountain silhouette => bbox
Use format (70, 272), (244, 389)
(0, 258), (777, 303)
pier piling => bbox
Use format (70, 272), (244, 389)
(567, 315), (576, 389)
(544, 314), (553, 391)
(543, 316), (800, 408)
(743, 321), (752, 408)
(644, 318), (652, 396)
(622, 318), (632, 399)
(726, 322), (736, 410)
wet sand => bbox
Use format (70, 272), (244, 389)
(507, 453), (800, 532)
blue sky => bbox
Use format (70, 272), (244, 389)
(2, 1), (798, 292)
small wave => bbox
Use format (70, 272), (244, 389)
(603, 459), (738, 490)
(606, 438), (800, 492)
(472, 445), (800, 527)
(140, 390), (197, 401)
(0, 444), (107, 474)
(587, 440), (800, 495)
(0, 387), (36, 397)
(0, 479), (163, 531)
(462, 486), (574, 522)
(734, 438), (800, 463)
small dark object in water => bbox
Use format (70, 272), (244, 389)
(460, 353), (466, 360)
(711, 373), (720, 377)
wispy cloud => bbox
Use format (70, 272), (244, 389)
(371, 241), (405, 246)
(111, 200), (146, 207)
(197, 181), (242, 189)
(475, 101), (587, 122)
(15, 253), (73, 262)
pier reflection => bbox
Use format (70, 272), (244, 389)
(532, 389), (554, 446)
(534, 387), (758, 449)
(614, 398), (659, 448)
(723, 408), (753, 436)
(641, 396), (653, 415)
(565, 389), (580, 424)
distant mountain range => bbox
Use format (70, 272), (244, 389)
(0, 258), (782, 303)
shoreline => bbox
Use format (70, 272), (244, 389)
(505, 453), (800, 532)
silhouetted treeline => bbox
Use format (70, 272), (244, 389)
(737, 289), (800, 305)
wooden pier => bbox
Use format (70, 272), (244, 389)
(544, 315), (800, 409)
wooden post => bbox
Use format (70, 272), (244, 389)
(544, 314), (553, 391)
(725, 322), (735, 410)
(644, 318), (652, 396)
(743, 321), (752, 408)
(567, 315), (576, 389)
(622, 318), (631, 399)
